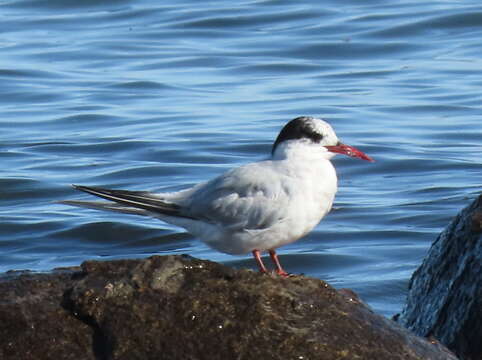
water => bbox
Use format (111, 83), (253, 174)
(1, 0), (481, 317)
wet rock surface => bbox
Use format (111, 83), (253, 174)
(398, 195), (482, 360)
(0, 269), (94, 360)
(1, 255), (458, 360)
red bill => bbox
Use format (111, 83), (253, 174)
(325, 143), (374, 162)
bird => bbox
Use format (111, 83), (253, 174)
(62, 116), (373, 276)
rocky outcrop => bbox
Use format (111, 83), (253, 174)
(0, 269), (94, 360)
(1, 255), (457, 360)
(398, 195), (482, 360)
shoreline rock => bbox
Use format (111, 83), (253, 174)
(397, 195), (482, 360)
(1, 255), (457, 360)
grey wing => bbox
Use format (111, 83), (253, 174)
(183, 163), (291, 231)
(64, 162), (292, 231)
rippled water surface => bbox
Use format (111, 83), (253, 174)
(1, 0), (481, 316)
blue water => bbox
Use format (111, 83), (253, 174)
(1, 0), (481, 317)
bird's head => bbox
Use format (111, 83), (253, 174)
(271, 116), (374, 162)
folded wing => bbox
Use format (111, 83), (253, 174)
(183, 162), (292, 231)
(65, 161), (294, 232)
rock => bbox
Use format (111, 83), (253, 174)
(1, 255), (458, 360)
(398, 195), (482, 360)
(0, 269), (94, 360)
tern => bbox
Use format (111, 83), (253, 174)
(63, 116), (373, 276)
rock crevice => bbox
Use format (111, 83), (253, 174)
(61, 286), (111, 360)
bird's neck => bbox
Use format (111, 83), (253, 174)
(271, 142), (335, 162)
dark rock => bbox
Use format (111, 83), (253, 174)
(398, 195), (482, 360)
(0, 268), (94, 360)
(1, 255), (458, 360)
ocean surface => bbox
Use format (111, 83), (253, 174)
(1, 0), (481, 317)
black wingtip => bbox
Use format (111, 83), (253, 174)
(72, 184), (89, 192)
(72, 184), (103, 195)
(69, 184), (197, 220)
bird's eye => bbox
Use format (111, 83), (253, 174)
(307, 132), (323, 143)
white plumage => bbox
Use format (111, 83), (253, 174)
(63, 116), (373, 276)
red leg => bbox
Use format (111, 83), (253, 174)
(269, 249), (289, 277)
(252, 249), (268, 274)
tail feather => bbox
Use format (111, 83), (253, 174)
(59, 200), (148, 215)
(65, 185), (196, 220)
